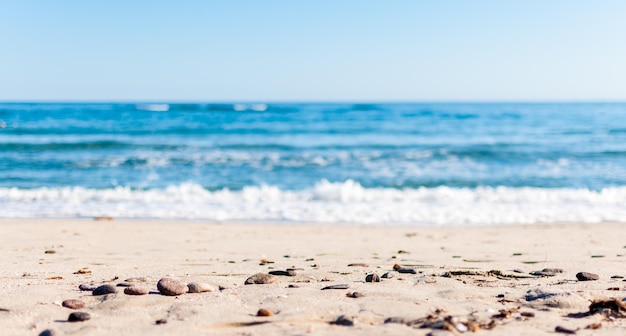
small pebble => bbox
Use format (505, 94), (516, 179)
(68, 312), (91, 322)
(521, 312), (535, 317)
(155, 318), (167, 325)
(381, 272), (393, 279)
(38, 329), (58, 336)
(124, 286), (149, 295)
(542, 268), (564, 273)
(321, 284), (349, 290)
(92, 284), (117, 296)
(576, 272), (599, 281)
(346, 291), (364, 298)
(268, 270), (297, 277)
(78, 284), (97, 291)
(44, 250), (56, 254)
(610, 275), (624, 279)
(257, 308), (273, 316)
(331, 315), (354, 326)
(555, 325), (577, 334)
(347, 263), (369, 267)
(393, 264), (417, 274)
(62, 299), (85, 310)
(365, 273), (380, 283)
(244, 273), (278, 285)
(116, 282), (132, 287)
(187, 282), (217, 293)
(384, 317), (406, 324)
(287, 284), (299, 288)
(530, 271), (557, 277)
(125, 277), (148, 282)
(157, 278), (188, 296)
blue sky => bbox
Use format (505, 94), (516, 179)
(1, 1), (625, 102)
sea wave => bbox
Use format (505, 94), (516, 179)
(2, 180), (626, 225)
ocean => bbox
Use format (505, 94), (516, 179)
(1, 102), (626, 225)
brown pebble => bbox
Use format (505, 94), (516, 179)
(365, 273), (380, 282)
(68, 312), (91, 322)
(257, 308), (273, 316)
(62, 299), (85, 310)
(576, 272), (599, 281)
(346, 291), (365, 298)
(124, 286), (149, 295)
(92, 284), (117, 295)
(244, 273), (278, 285)
(44, 250), (56, 254)
(520, 311), (535, 317)
(157, 278), (188, 296)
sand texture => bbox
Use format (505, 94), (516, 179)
(1, 219), (625, 335)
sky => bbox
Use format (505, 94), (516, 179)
(1, 1), (625, 102)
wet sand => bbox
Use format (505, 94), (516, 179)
(1, 219), (625, 335)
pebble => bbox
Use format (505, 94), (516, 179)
(347, 263), (369, 267)
(157, 278), (189, 296)
(381, 272), (393, 279)
(269, 270), (297, 277)
(542, 268), (564, 273)
(555, 325), (577, 334)
(321, 284), (349, 290)
(393, 264), (417, 274)
(38, 329), (58, 336)
(78, 283), (97, 291)
(68, 312), (91, 322)
(187, 282), (217, 293)
(530, 271), (557, 277)
(62, 299), (86, 309)
(124, 286), (149, 295)
(155, 318), (167, 325)
(331, 315), (354, 326)
(346, 291), (365, 298)
(116, 282), (132, 287)
(610, 275), (624, 279)
(365, 273), (380, 283)
(92, 284), (117, 295)
(257, 308), (273, 316)
(384, 317), (406, 324)
(244, 273), (278, 285)
(576, 272), (599, 281)
(125, 277), (148, 282)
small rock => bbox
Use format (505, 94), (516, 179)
(381, 272), (393, 279)
(38, 329), (58, 336)
(365, 273), (380, 282)
(125, 277), (148, 282)
(610, 275), (624, 279)
(116, 282), (132, 287)
(346, 291), (364, 298)
(542, 268), (564, 273)
(257, 308), (273, 316)
(68, 312), (91, 322)
(187, 282), (216, 293)
(157, 278), (188, 296)
(576, 272), (599, 281)
(268, 270), (297, 277)
(62, 299), (85, 309)
(124, 286), (149, 295)
(331, 315), (354, 326)
(347, 263), (369, 267)
(78, 283), (97, 291)
(521, 311), (535, 317)
(244, 273), (278, 285)
(287, 284), (299, 288)
(44, 250), (56, 254)
(555, 325), (577, 334)
(530, 271), (557, 277)
(393, 264), (417, 274)
(92, 284), (117, 295)
(321, 284), (349, 290)
(155, 318), (167, 325)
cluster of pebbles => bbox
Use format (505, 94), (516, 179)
(35, 260), (624, 336)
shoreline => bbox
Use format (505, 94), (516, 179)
(1, 219), (625, 335)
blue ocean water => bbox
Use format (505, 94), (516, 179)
(1, 102), (626, 225)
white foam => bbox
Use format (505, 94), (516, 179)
(2, 180), (626, 225)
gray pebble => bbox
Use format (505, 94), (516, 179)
(38, 329), (58, 336)
(576, 272), (599, 281)
(365, 273), (380, 282)
(92, 284), (117, 296)
(116, 282), (132, 287)
(381, 272), (393, 279)
(62, 299), (85, 309)
(384, 317), (406, 324)
(157, 278), (189, 296)
(125, 277), (147, 283)
(124, 286), (149, 295)
(530, 271), (557, 277)
(321, 284), (349, 290)
(244, 273), (278, 285)
(187, 282), (217, 293)
(542, 268), (564, 273)
(78, 283), (97, 291)
(68, 312), (91, 322)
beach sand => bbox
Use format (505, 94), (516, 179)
(1, 219), (625, 335)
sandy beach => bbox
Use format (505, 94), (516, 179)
(1, 219), (625, 335)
